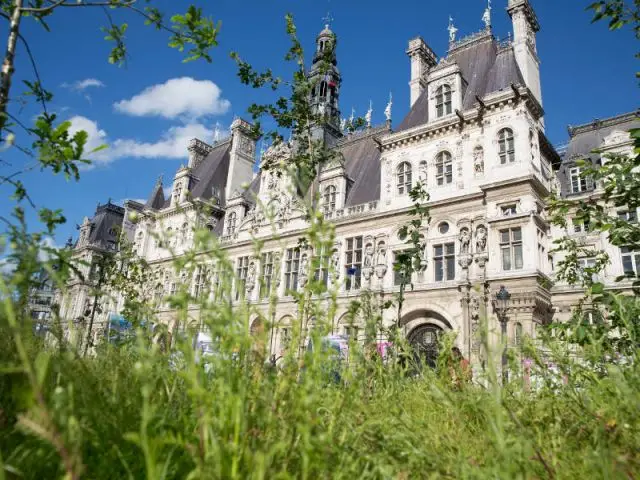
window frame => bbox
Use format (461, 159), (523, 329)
(620, 247), (640, 277)
(435, 84), (452, 118)
(323, 185), (337, 213)
(435, 151), (453, 186)
(235, 256), (250, 300)
(396, 161), (413, 195)
(260, 252), (275, 299)
(569, 166), (594, 194)
(498, 128), (515, 164)
(500, 227), (524, 271)
(284, 248), (301, 293)
(344, 236), (363, 292)
(433, 242), (455, 282)
(226, 211), (237, 235)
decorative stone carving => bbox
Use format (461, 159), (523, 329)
(331, 246), (341, 282)
(475, 225), (487, 252)
(418, 160), (428, 183)
(262, 141), (291, 166)
(458, 254), (473, 270)
(475, 254), (489, 269)
(375, 241), (387, 279)
(362, 242), (374, 280)
(470, 296), (481, 321)
(459, 227), (471, 254)
(473, 146), (484, 175)
(246, 261), (257, 293)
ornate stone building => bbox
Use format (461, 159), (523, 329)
(59, 0), (638, 365)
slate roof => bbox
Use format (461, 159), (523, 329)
(86, 202), (125, 250)
(398, 33), (524, 131)
(334, 126), (387, 206)
(190, 139), (232, 203)
(145, 180), (165, 210)
(557, 111), (640, 197)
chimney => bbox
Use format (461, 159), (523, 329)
(406, 37), (437, 108)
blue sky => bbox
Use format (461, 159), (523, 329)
(1, 0), (638, 247)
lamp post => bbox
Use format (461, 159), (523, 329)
(492, 285), (511, 384)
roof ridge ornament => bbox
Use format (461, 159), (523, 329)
(482, 0), (492, 29)
(448, 15), (458, 43)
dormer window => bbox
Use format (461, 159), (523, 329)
(569, 166), (594, 194)
(435, 151), (453, 185)
(173, 184), (183, 204)
(436, 85), (452, 118)
(498, 128), (515, 164)
(323, 185), (337, 212)
(226, 212), (237, 235)
(396, 161), (412, 195)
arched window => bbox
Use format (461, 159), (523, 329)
(319, 81), (328, 98)
(435, 151), (453, 185)
(436, 84), (452, 118)
(226, 212), (237, 235)
(397, 161), (412, 195)
(173, 183), (183, 204)
(498, 128), (515, 164)
(323, 185), (337, 212)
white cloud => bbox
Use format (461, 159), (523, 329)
(112, 123), (212, 159)
(66, 116), (230, 168)
(62, 78), (105, 91)
(114, 77), (231, 120)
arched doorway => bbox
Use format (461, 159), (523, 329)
(407, 323), (444, 369)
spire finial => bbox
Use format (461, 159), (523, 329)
(482, 0), (492, 29)
(384, 92), (393, 123)
(448, 15), (458, 43)
(156, 173), (163, 186)
(322, 11), (333, 29)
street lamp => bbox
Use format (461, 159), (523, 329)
(492, 285), (511, 384)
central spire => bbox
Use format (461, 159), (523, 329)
(309, 23), (342, 145)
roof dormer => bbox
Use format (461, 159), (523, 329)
(427, 62), (464, 122)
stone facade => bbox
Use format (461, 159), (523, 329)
(59, 1), (638, 365)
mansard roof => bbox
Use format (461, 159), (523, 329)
(335, 125), (387, 206)
(190, 138), (232, 203)
(398, 33), (524, 131)
(145, 180), (165, 210)
(564, 110), (640, 162)
(85, 202), (124, 250)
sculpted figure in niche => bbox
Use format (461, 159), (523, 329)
(476, 225), (487, 252)
(376, 242), (387, 266)
(473, 146), (484, 174)
(246, 262), (256, 291)
(459, 227), (471, 254)
(418, 160), (428, 184)
(331, 249), (340, 278)
(363, 243), (374, 268)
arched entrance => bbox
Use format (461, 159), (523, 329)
(407, 323), (443, 369)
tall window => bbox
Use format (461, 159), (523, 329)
(573, 218), (590, 233)
(618, 209), (638, 224)
(344, 325), (359, 339)
(621, 247), (640, 276)
(226, 212), (237, 235)
(500, 227), (523, 271)
(260, 252), (275, 299)
(345, 236), (363, 291)
(498, 128), (515, 164)
(569, 166), (594, 193)
(435, 84), (452, 117)
(397, 162), (412, 195)
(313, 245), (330, 287)
(436, 151), (453, 185)
(434, 243), (455, 281)
(578, 257), (599, 283)
(193, 266), (208, 299)
(235, 256), (250, 300)
(515, 322), (523, 346)
(323, 185), (337, 213)
(173, 183), (183, 204)
(284, 248), (301, 293)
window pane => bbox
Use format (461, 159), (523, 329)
(502, 247), (511, 270)
(514, 245), (523, 269)
(500, 231), (510, 244)
(445, 243), (455, 255)
(446, 257), (456, 280)
(434, 245), (443, 257)
(435, 259), (443, 282)
(512, 228), (522, 242)
(622, 255), (634, 274)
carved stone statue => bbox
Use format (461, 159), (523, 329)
(246, 262), (256, 292)
(473, 146), (484, 174)
(475, 225), (487, 252)
(459, 227), (471, 254)
(331, 249), (340, 280)
(299, 254), (309, 278)
(418, 161), (428, 183)
(448, 16), (458, 42)
(363, 243), (374, 268)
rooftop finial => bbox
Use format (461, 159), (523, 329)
(365, 100), (373, 128)
(384, 92), (393, 123)
(482, 0), (492, 29)
(448, 16), (458, 43)
(156, 173), (163, 186)
(213, 124), (221, 143)
(322, 11), (333, 30)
